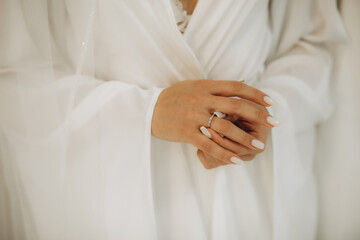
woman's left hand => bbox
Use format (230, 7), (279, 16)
(197, 101), (273, 169)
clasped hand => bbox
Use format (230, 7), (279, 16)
(151, 79), (280, 169)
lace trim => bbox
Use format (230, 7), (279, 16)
(171, 0), (192, 34)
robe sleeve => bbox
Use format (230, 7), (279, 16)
(0, 77), (162, 240)
(253, 1), (347, 239)
(257, 0), (347, 132)
(0, 1), (161, 239)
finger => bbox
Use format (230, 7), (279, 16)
(203, 128), (258, 162)
(235, 120), (270, 144)
(210, 117), (266, 151)
(201, 150), (229, 166)
(192, 134), (244, 165)
(241, 154), (256, 161)
(204, 80), (273, 107)
(197, 149), (221, 169)
(207, 128), (259, 158)
(210, 96), (280, 127)
(197, 149), (228, 169)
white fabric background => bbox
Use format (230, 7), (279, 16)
(316, 1), (360, 239)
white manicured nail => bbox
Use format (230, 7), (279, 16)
(252, 139), (265, 150)
(230, 157), (244, 165)
(267, 116), (281, 127)
(200, 126), (212, 139)
(264, 96), (273, 105)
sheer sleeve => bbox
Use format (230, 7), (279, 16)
(253, 1), (347, 239)
(258, 0), (347, 132)
(0, 1), (160, 239)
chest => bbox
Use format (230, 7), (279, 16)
(94, 0), (272, 88)
(176, 0), (198, 14)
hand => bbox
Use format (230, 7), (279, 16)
(197, 100), (273, 169)
(151, 79), (276, 165)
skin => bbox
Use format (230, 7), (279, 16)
(151, 80), (274, 169)
(178, 0), (199, 14)
(197, 100), (271, 169)
(152, 0), (274, 169)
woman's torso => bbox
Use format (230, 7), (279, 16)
(90, 1), (274, 239)
(93, 0), (272, 88)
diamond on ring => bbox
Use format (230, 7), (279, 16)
(207, 111), (226, 128)
(214, 111), (226, 118)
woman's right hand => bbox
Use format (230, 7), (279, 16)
(151, 79), (277, 165)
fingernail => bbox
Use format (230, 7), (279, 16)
(251, 139), (265, 150)
(267, 116), (281, 127)
(264, 96), (273, 106)
(230, 157), (244, 165)
(200, 126), (212, 139)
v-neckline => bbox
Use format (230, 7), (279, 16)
(165, 0), (207, 78)
(168, 0), (201, 37)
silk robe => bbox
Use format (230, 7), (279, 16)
(0, 0), (346, 239)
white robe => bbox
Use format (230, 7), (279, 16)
(316, 1), (360, 239)
(0, 0), (346, 239)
